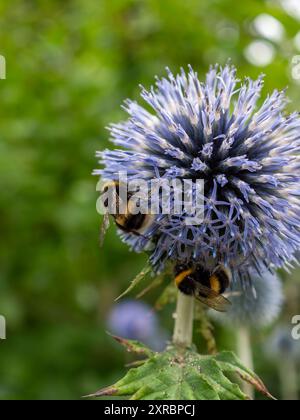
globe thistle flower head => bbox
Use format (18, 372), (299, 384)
(265, 326), (300, 361)
(107, 300), (168, 351)
(107, 300), (158, 341)
(96, 64), (300, 278)
(211, 270), (283, 329)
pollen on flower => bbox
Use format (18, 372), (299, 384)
(96, 64), (300, 282)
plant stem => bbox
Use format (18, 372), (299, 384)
(236, 326), (254, 399)
(278, 357), (298, 400)
(173, 291), (194, 347)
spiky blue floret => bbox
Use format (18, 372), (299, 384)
(95, 65), (300, 279)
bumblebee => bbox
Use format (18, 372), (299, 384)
(100, 181), (154, 244)
(174, 264), (232, 312)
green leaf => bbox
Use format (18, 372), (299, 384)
(136, 273), (165, 299)
(115, 264), (152, 301)
(108, 334), (155, 358)
(215, 352), (276, 400)
(86, 341), (275, 400)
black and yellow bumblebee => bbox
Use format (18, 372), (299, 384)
(174, 263), (232, 312)
(100, 181), (154, 244)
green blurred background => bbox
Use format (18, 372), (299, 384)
(0, 0), (300, 400)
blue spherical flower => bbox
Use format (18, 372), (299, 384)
(107, 300), (167, 351)
(265, 326), (300, 361)
(96, 65), (300, 279)
(210, 269), (283, 328)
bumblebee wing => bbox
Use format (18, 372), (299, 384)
(197, 294), (232, 313)
(193, 283), (232, 313)
(223, 291), (242, 299)
(100, 212), (110, 246)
